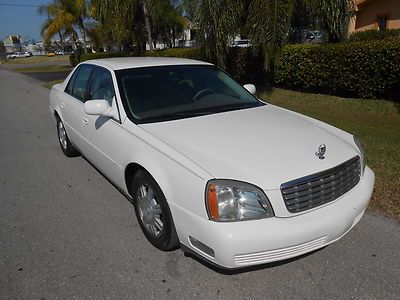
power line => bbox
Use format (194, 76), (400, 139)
(0, 3), (40, 8)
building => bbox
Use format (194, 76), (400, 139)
(24, 40), (46, 56)
(348, 0), (400, 33)
(3, 35), (23, 53)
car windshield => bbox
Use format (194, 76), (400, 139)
(116, 65), (263, 123)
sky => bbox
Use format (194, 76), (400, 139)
(0, 0), (48, 42)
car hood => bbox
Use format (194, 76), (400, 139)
(139, 104), (358, 190)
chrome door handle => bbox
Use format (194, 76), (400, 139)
(61, 103), (65, 108)
(83, 117), (88, 125)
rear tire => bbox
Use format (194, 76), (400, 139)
(131, 170), (179, 251)
(56, 117), (79, 157)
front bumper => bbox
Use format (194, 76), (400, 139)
(171, 166), (375, 269)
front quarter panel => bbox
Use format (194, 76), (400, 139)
(119, 120), (213, 223)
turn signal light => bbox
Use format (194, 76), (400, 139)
(207, 184), (219, 220)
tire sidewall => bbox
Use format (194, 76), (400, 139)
(56, 118), (79, 157)
(132, 170), (179, 251)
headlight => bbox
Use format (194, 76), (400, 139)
(353, 136), (366, 176)
(206, 179), (274, 222)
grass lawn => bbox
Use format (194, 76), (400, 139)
(13, 65), (72, 73)
(0, 55), (70, 65)
(259, 88), (400, 220)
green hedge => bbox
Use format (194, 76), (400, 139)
(144, 48), (203, 60)
(79, 51), (133, 63)
(349, 29), (400, 42)
(276, 39), (400, 100)
(71, 47), (266, 84)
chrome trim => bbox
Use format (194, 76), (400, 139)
(280, 156), (361, 213)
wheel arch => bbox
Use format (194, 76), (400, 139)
(53, 110), (61, 121)
(124, 162), (146, 197)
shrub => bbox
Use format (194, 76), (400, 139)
(349, 29), (400, 42)
(73, 47), (266, 85)
(145, 48), (204, 60)
(226, 48), (266, 84)
(276, 39), (400, 100)
(145, 48), (266, 84)
(69, 53), (80, 67)
(79, 51), (133, 62)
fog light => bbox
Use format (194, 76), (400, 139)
(189, 236), (215, 258)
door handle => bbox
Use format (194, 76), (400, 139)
(83, 117), (88, 125)
(61, 103), (65, 108)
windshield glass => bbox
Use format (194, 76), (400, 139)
(116, 65), (263, 123)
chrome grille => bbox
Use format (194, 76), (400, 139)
(281, 156), (361, 213)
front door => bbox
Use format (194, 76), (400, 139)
(60, 64), (94, 153)
(80, 67), (125, 186)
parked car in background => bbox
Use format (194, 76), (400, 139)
(6, 52), (30, 59)
(303, 30), (324, 44)
(231, 39), (252, 48)
(47, 52), (56, 57)
(49, 57), (374, 269)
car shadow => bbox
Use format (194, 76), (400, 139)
(182, 246), (326, 275)
(95, 115), (110, 130)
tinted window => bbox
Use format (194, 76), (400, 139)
(72, 64), (93, 100)
(116, 65), (263, 123)
(88, 68), (116, 105)
(65, 67), (80, 95)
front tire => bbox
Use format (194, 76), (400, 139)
(56, 118), (79, 157)
(132, 170), (179, 251)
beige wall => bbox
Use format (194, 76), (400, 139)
(349, 0), (400, 33)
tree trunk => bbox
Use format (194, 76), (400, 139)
(143, 4), (154, 50)
(81, 28), (88, 53)
(79, 18), (88, 53)
(58, 31), (65, 53)
(172, 27), (176, 48)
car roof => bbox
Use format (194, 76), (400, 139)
(83, 57), (213, 71)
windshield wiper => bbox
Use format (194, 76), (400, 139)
(137, 110), (210, 123)
(137, 103), (263, 124)
(208, 102), (262, 113)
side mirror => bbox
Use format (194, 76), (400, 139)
(84, 99), (119, 121)
(84, 99), (111, 115)
(243, 84), (256, 95)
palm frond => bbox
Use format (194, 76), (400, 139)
(304, 0), (355, 41)
(246, 0), (294, 73)
(197, 0), (243, 68)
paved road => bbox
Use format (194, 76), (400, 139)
(0, 68), (399, 299)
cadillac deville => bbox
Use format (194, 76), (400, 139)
(49, 57), (375, 269)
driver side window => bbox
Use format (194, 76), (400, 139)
(87, 67), (116, 105)
(71, 64), (93, 101)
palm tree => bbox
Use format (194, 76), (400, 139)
(38, 1), (71, 50)
(195, 0), (354, 74)
(305, 0), (355, 42)
(196, 0), (243, 68)
(90, 0), (137, 50)
(247, 0), (294, 73)
(142, 0), (155, 50)
(151, 0), (187, 48)
(38, 0), (89, 53)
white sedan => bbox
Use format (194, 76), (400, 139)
(49, 57), (375, 269)
(6, 52), (30, 59)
